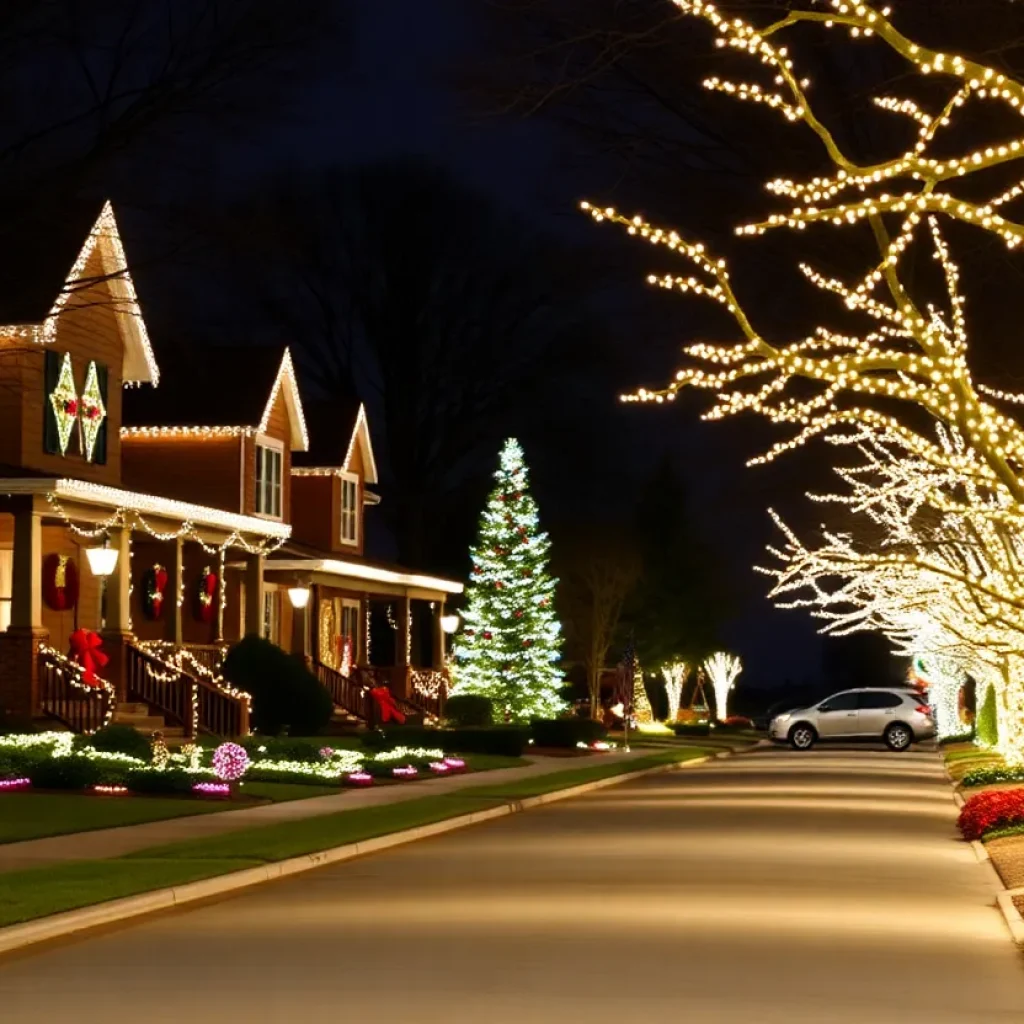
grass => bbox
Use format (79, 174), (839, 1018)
(982, 823), (1024, 843)
(237, 782), (340, 803)
(0, 793), (230, 845)
(0, 746), (714, 928)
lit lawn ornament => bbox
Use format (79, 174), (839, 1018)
(212, 742), (250, 784)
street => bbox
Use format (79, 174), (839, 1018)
(3, 747), (1023, 1023)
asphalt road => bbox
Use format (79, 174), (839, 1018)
(3, 746), (1023, 1023)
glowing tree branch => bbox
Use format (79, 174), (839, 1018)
(661, 662), (688, 723)
(704, 652), (742, 721)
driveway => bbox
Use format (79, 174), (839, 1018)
(2, 747), (1022, 1023)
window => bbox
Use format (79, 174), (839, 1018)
(341, 600), (360, 665)
(340, 473), (359, 545)
(818, 692), (859, 713)
(858, 692), (902, 710)
(256, 440), (283, 518)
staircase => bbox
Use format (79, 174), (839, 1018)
(111, 702), (186, 743)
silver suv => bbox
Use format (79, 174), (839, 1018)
(769, 688), (935, 751)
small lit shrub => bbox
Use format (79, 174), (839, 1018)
(240, 736), (326, 763)
(958, 788), (1024, 840)
(444, 695), (494, 728)
(364, 726), (527, 757)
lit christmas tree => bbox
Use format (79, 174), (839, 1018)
(452, 439), (564, 720)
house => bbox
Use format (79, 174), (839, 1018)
(0, 200), (460, 738)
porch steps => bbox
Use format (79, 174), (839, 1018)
(111, 702), (186, 743)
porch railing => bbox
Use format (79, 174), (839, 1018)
(181, 644), (229, 676)
(126, 644), (249, 739)
(350, 666), (432, 725)
(314, 662), (372, 723)
(410, 668), (448, 721)
(38, 647), (113, 735)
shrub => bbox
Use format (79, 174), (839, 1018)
(29, 756), (102, 790)
(84, 724), (153, 762)
(241, 736), (325, 763)
(244, 765), (339, 787)
(958, 788), (1024, 840)
(530, 718), (607, 748)
(977, 685), (999, 748)
(961, 766), (1024, 788)
(221, 636), (334, 736)
(444, 695), (494, 728)
(366, 726), (528, 757)
(126, 768), (196, 795)
(672, 721), (711, 737)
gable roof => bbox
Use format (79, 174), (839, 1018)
(0, 201), (159, 385)
(121, 345), (308, 451)
(292, 397), (378, 484)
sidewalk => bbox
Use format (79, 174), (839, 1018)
(0, 748), (670, 872)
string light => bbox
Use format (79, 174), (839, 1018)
(0, 778), (30, 791)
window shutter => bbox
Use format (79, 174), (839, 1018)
(43, 350), (61, 454)
(94, 363), (109, 465)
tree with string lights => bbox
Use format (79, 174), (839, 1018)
(451, 439), (564, 721)
(704, 652), (742, 722)
(582, 0), (1024, 756)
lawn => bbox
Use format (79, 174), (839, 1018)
(0, 793), (229, 844)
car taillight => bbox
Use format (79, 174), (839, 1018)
(915, 704), (931, 716)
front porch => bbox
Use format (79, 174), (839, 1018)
(264, 556), (462, 725)
(0, 479), (289, 737)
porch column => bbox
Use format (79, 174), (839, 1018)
(169, 536), (184, 645)
(0, 498), (46, 719)
(244, 552), (264, 637)
(10, 500), (42, 630)
(291, 595), (310, 660)
(432, 601), (445, 670)
(393, 596), (412, 699)
(100, 526), (132, 701)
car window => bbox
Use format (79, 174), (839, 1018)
(818, 692), (859, 712)
(858, 692), (903, 710)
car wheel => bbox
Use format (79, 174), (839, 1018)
(789, 723), (816, 750)
(884, 723), (913, 751)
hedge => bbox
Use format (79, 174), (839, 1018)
(530, 718), (607, 748)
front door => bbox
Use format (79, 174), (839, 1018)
(816, 691), (860, 737)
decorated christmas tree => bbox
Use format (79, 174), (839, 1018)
(452, 439), (563, 720)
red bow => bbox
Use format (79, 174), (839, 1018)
(370, 685), (406, 725)
(68, 629), (108, 686)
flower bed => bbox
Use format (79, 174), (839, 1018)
(958, 788), (1024, 840)
(961, 765), (1024, 788)
(0, 732), (456, 798)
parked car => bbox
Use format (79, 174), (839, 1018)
(768, 688), (935, 751)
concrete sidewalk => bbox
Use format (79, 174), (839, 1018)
(0, 747), (676, 872)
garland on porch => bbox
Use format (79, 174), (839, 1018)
(42, 553), (78, 611)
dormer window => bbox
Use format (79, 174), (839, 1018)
(255, 436), (283, 519)
(340, 471), (359, 545)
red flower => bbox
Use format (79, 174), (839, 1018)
(514, 610), (523, 618)
(483, 631), (492, 640)
(958, 788), (1024, 840)
(85, 404), (101, 420)
(64, 399), (78, 416)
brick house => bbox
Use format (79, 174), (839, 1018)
(0, 201), (460, 737)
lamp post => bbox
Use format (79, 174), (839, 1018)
(287, 585), (311, 659)
(85, 537), (119, 629)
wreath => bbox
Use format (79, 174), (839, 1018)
(42, 553), (79, 611)
(143, 564), (169, 619)
(194, 566), (218, 623)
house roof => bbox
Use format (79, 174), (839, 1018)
(0, 200), (159, 384)
(122, 346), (309, 450)
(292, 397), (379, 484)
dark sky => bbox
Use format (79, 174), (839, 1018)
(293, 0), (828, 690)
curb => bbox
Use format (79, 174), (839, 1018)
(0, 754), (714, 957)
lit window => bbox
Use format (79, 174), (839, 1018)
(256, 442), (283, 518)
(340, 473), (358, 545)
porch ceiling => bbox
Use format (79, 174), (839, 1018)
(265, 557), (463, 600)
(0, 478), (291, 541)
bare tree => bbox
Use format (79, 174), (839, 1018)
(558, 529), (642, 718)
